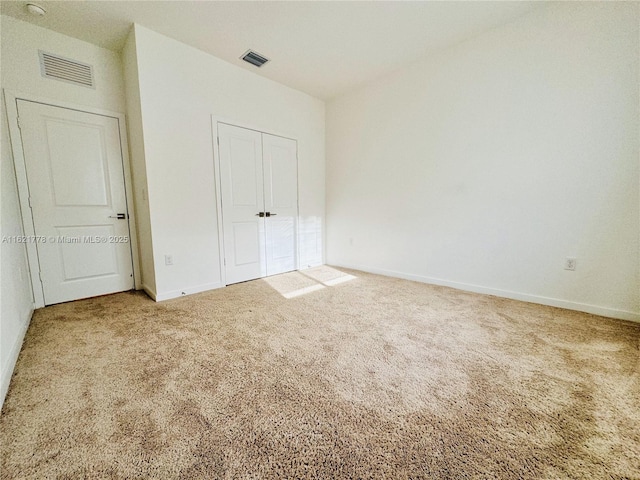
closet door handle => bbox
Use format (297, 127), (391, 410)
(265, 212), (277, 217)
(255, 212), (265, 217)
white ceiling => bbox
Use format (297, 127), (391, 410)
(0, 1), (544, 100)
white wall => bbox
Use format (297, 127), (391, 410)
(1, 16), (126, 112)
(129, 25), (325, 300)
(326, 2), (639, 321)
(122, 28), (156, 296)
(1, 92), (33, 406)
(0, 15), (129, 405)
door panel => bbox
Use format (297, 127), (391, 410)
(262, 133), (298, 276)
(229, 136), (260, 206)
(232, 222), (261, 266)
(17, 100), (134, 305)
(46, 120), (110, 206)
(267, 143), (298, 210)
(218, 123), (266, 284)
(56, 225), (119, 280)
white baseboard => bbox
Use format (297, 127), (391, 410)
(154, 281), (224, 302)
(1, 306), (34, 409)
(333, 263), (640, 323)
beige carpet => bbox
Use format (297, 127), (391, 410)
(1, 266), (639, 479)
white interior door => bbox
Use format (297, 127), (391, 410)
(262, 133), (298, 276)
(217, 123), (298, 285)
(17, 100), (134, 305)
(218, 123), (266, 284)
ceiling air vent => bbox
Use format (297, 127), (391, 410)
(39, 51), (95, 88)
(241, 50), (269, 68)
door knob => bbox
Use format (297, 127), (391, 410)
(108, 213), (127, 219)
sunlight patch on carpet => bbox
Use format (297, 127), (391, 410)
(282, 284), (326, 299)
(264, 266), (356, 298)
(301, 265), (357, 286)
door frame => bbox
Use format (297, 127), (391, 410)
(210, 116), (300, 286)
(3, 90), (141, 308)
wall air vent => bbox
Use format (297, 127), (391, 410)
(241, 50), (269, 68)
(39, 51), (95, 88)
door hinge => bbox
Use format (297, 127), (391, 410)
(217, 136), (220, 145)
(17, 116), (22, 130)
(38, 271), (43, 282)
(223, 258), (226, 266)
(28, 197), (32, 208)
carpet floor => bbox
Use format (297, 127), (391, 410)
(1, 266), (639, 479)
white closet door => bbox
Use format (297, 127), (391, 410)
(262, 133), (298, 276)
(218, 123), (266, 284)
(17, 100), (134, 305)
(217, 124), (299, 285)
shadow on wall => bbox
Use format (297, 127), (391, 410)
(264, 266), (356, 299)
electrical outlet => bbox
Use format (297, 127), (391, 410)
(165, 254), (173, 266)
(564, 257), (576, 271)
